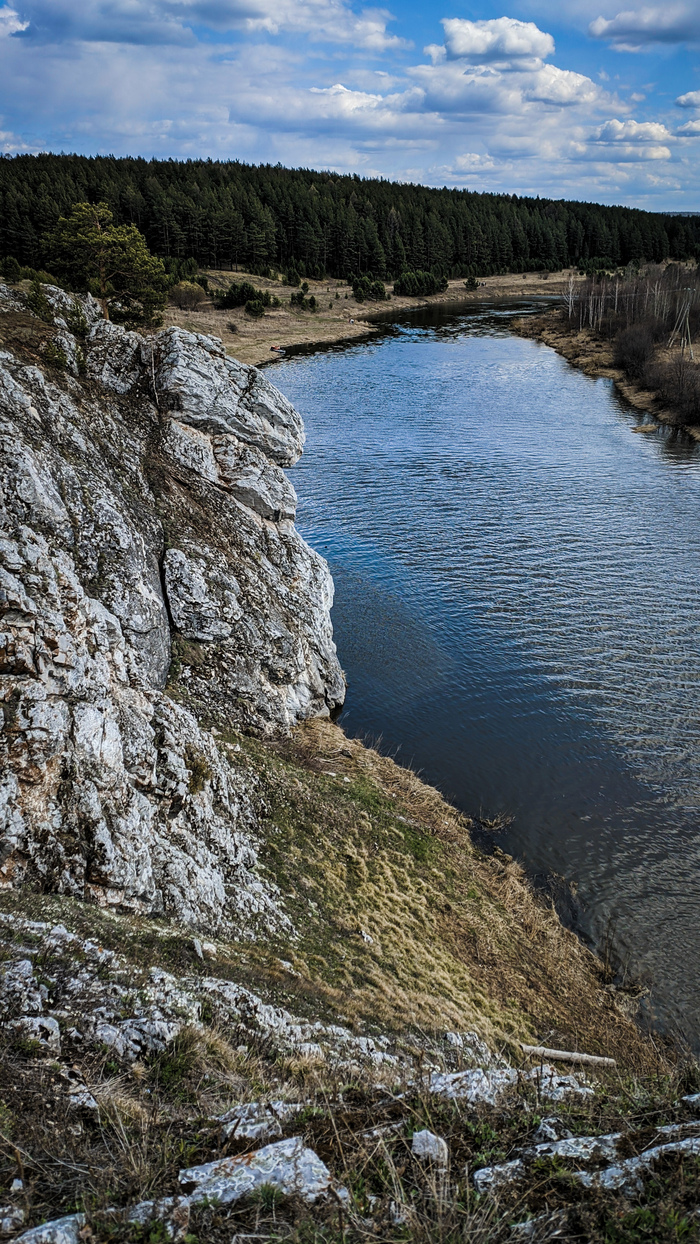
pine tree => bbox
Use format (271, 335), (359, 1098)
(47, 201), (168, 324)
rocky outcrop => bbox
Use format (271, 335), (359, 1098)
(0, 284), (344, 931)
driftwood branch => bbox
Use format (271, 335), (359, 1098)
(521, 1044), (616, 1068)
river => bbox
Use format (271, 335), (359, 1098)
(271, 302), (700, 1045)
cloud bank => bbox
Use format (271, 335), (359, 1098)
(0, 1), (697, 207)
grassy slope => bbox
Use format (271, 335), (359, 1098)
(1, 717), (655, 1066)
(2, 720), (692, 1242)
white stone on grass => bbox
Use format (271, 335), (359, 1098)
(527, 1063), (594, 1101)
(473, 1159), (525, 1195)
(219, 1101), (303, 1142)
(0, 1205), (24, 1235)
(8, 1016), (61, 1053)
(429, 1066), (517, 1104)
(411, 1129), (448, 1167)
(180, 1135), (332, 1204)
(532, 1132), (622, 1163)
(15, 1214), (86, 1244)
(578, 1137), (700, 1195)
(532, 1117), (572, 1143)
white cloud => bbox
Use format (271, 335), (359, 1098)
(10, 0), (409, 50)
(0, 5), (27, 34)
(441, 16), (555, 62)
(583, 116), (673, 159)
(526, 63), (601, 105)
(453, 152), (497, 170)
(678, 118), (700, 134)
(589, 5), (700, 49)
(0, 1), (696, 207)
(607, 143), (671, 158)
(676, 90), (700, 108)
(596, 117), (672, 140)
(239, 1), (411, 49)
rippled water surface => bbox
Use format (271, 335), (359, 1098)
(272, 304), (700, 1041)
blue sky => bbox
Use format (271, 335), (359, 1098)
(1, 0), (699, 208)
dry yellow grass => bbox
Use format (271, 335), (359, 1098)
(160, 269), (582, 367)
(229, 719), (662, 1071)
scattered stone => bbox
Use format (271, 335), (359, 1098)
(473, 1159), (525, 1195)
(15, 1214), (86, 1244)
(67, 1086), (99, 1112)
(0, 1206), (25, 1236)
(532, 1117), (572, 1144)
(8, 1016), (61, 1053)
(531, 1132), (622, 1163)
(526, 1063), (594, 1101)
(578, 1137), (700, 1195)
(411, 1129), (448, 1167)
(218, 1101), (303, 1142)
(430, 1066), (517, 1104)
(180, 1135), (333, 1204)
(127, 1196), (191, 1242)
(510, 1209), (569, 1239)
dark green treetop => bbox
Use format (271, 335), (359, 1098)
(47, 201), (168, 325)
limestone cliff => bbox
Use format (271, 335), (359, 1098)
(0, 283), (344, 933)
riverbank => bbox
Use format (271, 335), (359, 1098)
(4, 279), (700, 1244)
(513, 306), (700, 438)
(162, 268), (579, 367)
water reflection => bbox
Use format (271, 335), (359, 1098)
(272, 304), (700, 1044)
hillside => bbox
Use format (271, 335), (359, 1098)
(2, 280), (700, 1242)
(2, 154), (699, 285)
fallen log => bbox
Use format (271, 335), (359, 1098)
(521, 1044), (616, 1069)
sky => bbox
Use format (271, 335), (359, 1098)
(0, 0), (699, 209)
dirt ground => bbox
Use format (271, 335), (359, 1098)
(161, 268), (580, 367)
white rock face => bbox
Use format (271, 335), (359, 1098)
(0, 286), (344, 931)
(154, 327), (304, 464)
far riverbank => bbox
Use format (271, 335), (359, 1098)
(161, 268), (579, 367)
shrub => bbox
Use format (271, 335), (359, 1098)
(1, 256), (20, 283)
(170, 281), (207, 310)
(27, 278), (54, 323)
(43, 341), (68, 370)
(648, 355), (700, 425)
(245, 299), (265, 318)
(613, 326), (655, 382)
(218, 281), (278, 309)
(393, 270), (448, 297)
(351, 275), (387, 302)
(464, 275), (479, 290)
(66, 298), (88, 338)
(290, 289), (315, 310)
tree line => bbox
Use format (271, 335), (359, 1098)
(1, 153), (699, 283)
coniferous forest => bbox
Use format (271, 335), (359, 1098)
(1, 153), (699, 281)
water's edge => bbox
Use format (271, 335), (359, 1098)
(273, 303), (700, 1047)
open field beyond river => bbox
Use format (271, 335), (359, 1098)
(162, 269), (579, 366)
